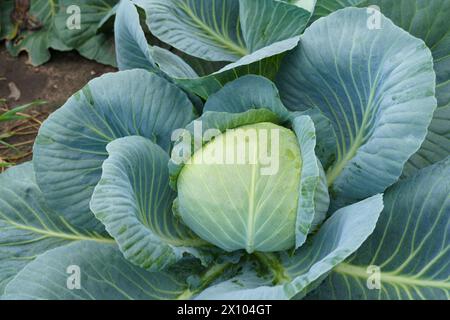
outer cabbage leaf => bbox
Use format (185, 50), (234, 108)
(2, 241), (196, 300)
(1, 0), (117, 66)
(115, 0), (307, 99)
(308, 157), (450, 300)
(239, 0), (312, 52)
(203, 75), (290, 121)
(114, 0), (156, 71)
(195, 195), (383, 299)
(175, 37), (300, 99)
(90, 136), (210, 271)
(311, 160), (329, 230)
(375, 0), (450, 176)
(149, 46), (199, 79)
(311, 0), (450, 178)
(114, 0), (196, 77)
(138, 0), (246, 61)
(291, 108), (337, 171)
(76, 33), (116, 67)
(33, 70), (196, 230)
(276, 8), (436, 204)
(136, 0), (312, 62)
(0, 163), (113, 295)
(55, 0), (118, 66)
(311, 0), (363, 22)
(3, 0), (70, 66)
(290, 116), (323, 247)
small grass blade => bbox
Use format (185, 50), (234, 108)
(0, 162), (14, 168)
(0, 100), (47, 122)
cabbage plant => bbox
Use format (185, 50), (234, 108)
(0, 0), (118, 66)
(0, 0), (449, 300)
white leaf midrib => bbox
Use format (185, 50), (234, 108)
(245, 146), (259, 253)
(177, 1), (249, 58)
(334, 262), (450, 290)
(1, 218), (114, 244)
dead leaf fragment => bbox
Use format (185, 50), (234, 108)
(8, 82), (21, 101)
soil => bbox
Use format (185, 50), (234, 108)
(0, 44), (117, 170)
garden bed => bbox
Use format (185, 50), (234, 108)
(0, 44), (116, 170)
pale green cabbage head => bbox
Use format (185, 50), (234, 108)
(176, 122), (302, 253)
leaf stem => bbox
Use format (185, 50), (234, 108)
(176, 262), (232, 299)
(254, 252), (291, 284)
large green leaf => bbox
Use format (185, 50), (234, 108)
(2, 0), (116, 66)
(203, 75), (290, 120)
(405, 106), (450, 177)
(91, 136), (210, 271)
(195, 195), (383, 299)
(308, 157), (450, 300)
(138, 0), (247, 61)
(76, 33), (116, 66)
(0, 163), (113, 294)
(33, 70), (196, 230)
(114, 0), (157, 71)
(114, 0), (204, 112)
(4, 0), (70, 66)
(115, 0), (301, 99)
(175, 37), (299, 99)
(239, 0), (312, 52)
(311, 0), (362, 22)
(137, 0), (313, 62)
(2, 241), (196, 300)
(373, 0), (450, 176)
(276, 8), (436, 204)
(149, 46), (199, 79)
(312, 0), (450, 178)
(115, 0), (196, 77)
(55, 0), (116, 48)
(54, 0), (117, 66)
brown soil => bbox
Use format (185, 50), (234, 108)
(0, 44), (117, 171)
